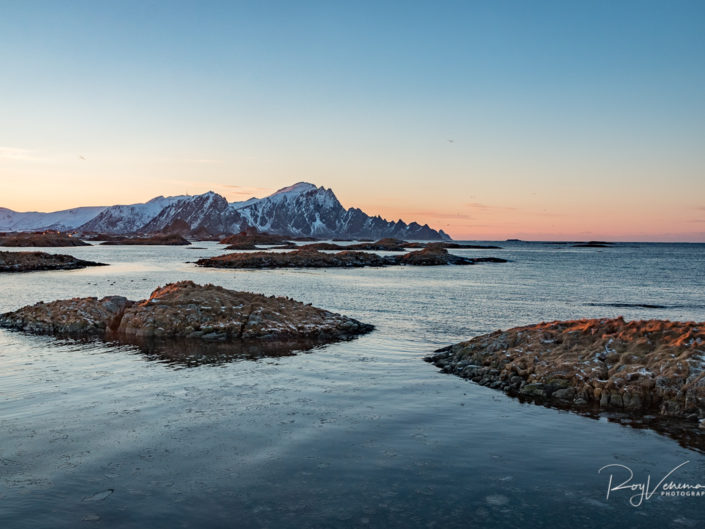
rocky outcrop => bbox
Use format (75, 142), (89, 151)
(425, 318), (705, 425)
(0, 295), (132, 333)
(297, 239), (503, 252)
(397, 247), (506, 266)
(99, 234), (191, 245)
(0, 251), (107, 272)
(0, 281), (373, 346)
(415, 242), (502, 250)
(196, 247), (507, 269)
(0, 231), (90, 247)
(220, 229), (291, 246)
(219, 229), (298, 250)
(198, 248), (393, 268)
(572, 241), (614, 248)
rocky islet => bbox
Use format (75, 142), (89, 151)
(0, 250), (107, 272)
(426, 317), (705, 425)
(0, 281), (373, 347)
(196, 246), (507, 269)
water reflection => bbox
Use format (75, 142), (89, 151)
(112, 334), (357, 367)
(39, 332), (359, 367)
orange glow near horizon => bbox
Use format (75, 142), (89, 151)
(1, 164), (702, 242)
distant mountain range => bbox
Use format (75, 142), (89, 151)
(0, 182), (450, 240)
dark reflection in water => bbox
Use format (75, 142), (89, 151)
(510, 394), (705, 453)
(43, 332), (363, 367)
(114, 335), (360, 366)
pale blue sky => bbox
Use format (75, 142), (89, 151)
(1, 0), (704, 240)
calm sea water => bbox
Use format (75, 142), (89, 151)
(1, 241), (704, 528)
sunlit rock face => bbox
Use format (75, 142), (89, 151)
(426, 318), (705, 423)
(0, 281), (373, 348)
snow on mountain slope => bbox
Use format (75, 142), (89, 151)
(0, 206), (107, 232)
(235, 184), (346, 237)
(79, 195), (186, 233)
(0, 182), (450, 240)
(141, 191), (245, 235)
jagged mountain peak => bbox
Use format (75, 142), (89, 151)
(270, 182), (318, 196)
(1, 183), (451, 240)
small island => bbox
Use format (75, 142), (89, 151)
(0, 281), (373, 351)
(425, 317), (705, 425)
(214, 232), (503, 252)
(196, 246), (507, 269)
(0, 231), (90, 247)
(0, 250), (107, 272)
(98, 234), (191, 245)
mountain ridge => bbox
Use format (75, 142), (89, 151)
(0, 183), (451, 240)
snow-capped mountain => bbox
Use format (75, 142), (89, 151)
(0, 183), (450, 240)
(141, 192), (245, 235)
(79, 195), (187, 234)
(140, 182), (449, 240)
(0, 205), (107, 232)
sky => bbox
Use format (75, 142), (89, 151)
(1, 0), (704, 241)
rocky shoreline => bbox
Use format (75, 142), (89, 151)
(196, 246), (507, 269)
(0, 281), (373, 351)
(0, 250), (107, 272)
(425, 318), (705, 426)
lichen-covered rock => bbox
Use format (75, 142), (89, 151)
(0, 281), (373, 347)
(425, 318), (705, 422)
(0, 296), (131, 334)
(0, 251), (107, 272)
(115, 281), (373, 341)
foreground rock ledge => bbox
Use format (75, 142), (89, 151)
(425, 318), (705, 424)
(0, 281), (373, 347)
(0, 250), (107, 272)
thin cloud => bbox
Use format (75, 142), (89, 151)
(0, 146), (33, 161)
(159, 179), (275, 200)
(151, 157), (223, 164)
(464, 202), (517, 211)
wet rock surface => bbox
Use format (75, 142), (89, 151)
(0, 250), (107, 272)
(197, 246), (507, 269)
(0, 281), (373, 353)
(426, 318), (705, 424)
(0, 231), (90, 247)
